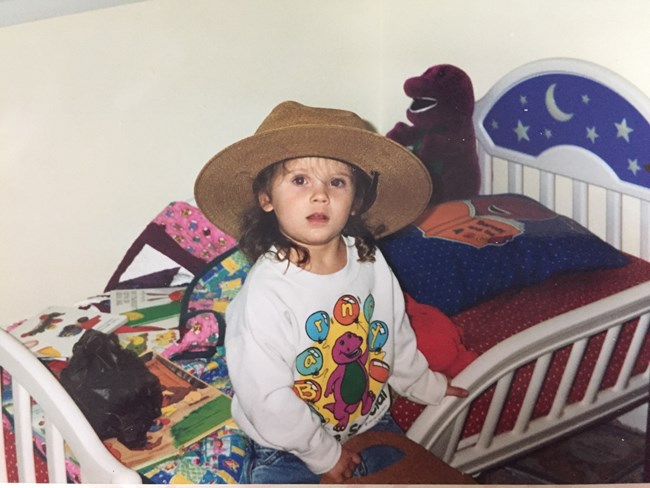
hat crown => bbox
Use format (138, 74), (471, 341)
(255, 101), (370, 134)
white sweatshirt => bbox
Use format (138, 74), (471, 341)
(225, 236), (447, 474)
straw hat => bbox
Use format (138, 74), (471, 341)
(194, 101), (432, 238)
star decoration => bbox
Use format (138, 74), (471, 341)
(628, 158), (641, 175)
(491, 119), (499, 130)
(615, 118), (634, 142)
(519, 95), (528, 105)
(513, 120), (530, 142)
(544, 128), (553, 139)
(582, 94), (591, 104)
(586, 126), (599, 144)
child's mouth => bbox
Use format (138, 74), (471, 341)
(307, 213), (329, 224)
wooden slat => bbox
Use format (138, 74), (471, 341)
(13, 383), (35, 483)
(514, 354), (552, 434)
(549, 338), (588, 418)
(0, 370), (7, 483)
(479, 146), (493, 195)
(477, 372), (514, 449)
(539, 171), (555, 209)
(615, 314), (650, 390)
(443, 407), (470, 463)
(606, 189), (622, 249)
(583, 325), (622, 404)
(45, 417), (67, 483)
(641, 200), (649, 260)
(572, 180), (588, 226)
(508, 161), (523, 193)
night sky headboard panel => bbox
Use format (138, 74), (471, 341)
(473, 58), (650, 257)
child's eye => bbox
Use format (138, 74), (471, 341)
(330, 178), (348, 188)
(291, 175), (307, 186)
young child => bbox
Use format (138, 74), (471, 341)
(194, 101), (468, 484)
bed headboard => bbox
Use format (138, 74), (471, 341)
(473, 58), (650, 259)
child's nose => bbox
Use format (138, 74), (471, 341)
(311, 182), (329, 202)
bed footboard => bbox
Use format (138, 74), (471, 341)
(0, 329), (141, 484)
(407, 281), (650, 474)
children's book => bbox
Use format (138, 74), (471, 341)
(103, 352), (234, 471)
(115, 329), (179, 357)
(110, 287), (185, 329)
(5, 306), (127, 359)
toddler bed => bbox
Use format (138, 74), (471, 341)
(394, 57), (650, 474)
(2, 57), (650, 483)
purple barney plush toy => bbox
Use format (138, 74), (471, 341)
(387, 64), (481, 205)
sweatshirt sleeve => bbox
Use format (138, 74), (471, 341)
(225, 285), (341, 475)
(385, 269), (448, 406)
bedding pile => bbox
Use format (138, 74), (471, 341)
(100, 201), (251, 484)
(2, 201), (250, 484)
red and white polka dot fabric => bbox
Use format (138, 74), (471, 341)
(392, 255), (650, 437)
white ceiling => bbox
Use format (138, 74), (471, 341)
(0, 0), (146, 27)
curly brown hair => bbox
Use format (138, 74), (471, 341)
(237, 160), (382, 266)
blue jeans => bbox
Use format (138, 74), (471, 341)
(240, 413), (404, 484)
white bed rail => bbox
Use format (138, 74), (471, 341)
(0, 329), (142, 484)
(408, 281), (650, 474)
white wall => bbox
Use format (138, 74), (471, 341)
(0, 0), (146, 27)
(380, 0), (650, 129)
(0, 0), (382, 324)
(1, 0), (648, 431)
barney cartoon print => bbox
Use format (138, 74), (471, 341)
(293, 294), (390, 439)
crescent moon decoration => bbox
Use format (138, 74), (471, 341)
(545, 83), (574, 122)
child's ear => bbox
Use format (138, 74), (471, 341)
(258, 192), (274, 212)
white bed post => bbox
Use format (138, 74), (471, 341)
(45, 419), (67, 483)
(571, 181), (588, 227)
(507, 161), (523, 194)
(605, 190), (623, 249)
(539, 171), (555, 210)
(641, 200), (649, 260)
(0, 377), (6, 483)
(13, 383), (36, 483)
(477, 142), (493, 195)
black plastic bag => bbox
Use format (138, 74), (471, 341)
(60, 329), (163, 448)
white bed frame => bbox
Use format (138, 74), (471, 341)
(406, 58), (650, 474)
(1, 58), (649, 483)
(0, 331), (142, 483)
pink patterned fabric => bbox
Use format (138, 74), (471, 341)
(161, 313), (221, 359)
(153, 202), (237, 263)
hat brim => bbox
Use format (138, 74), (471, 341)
(194, 124), (432, 239)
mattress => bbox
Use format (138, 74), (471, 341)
(392, 255), (650, 435)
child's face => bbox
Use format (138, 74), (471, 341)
(258, 157), (356, 250)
